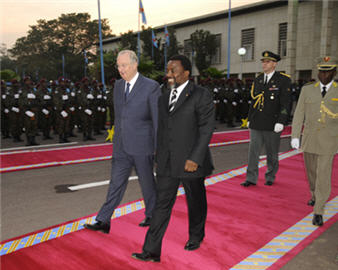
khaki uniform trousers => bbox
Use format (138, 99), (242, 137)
(303, 152), (335, 215)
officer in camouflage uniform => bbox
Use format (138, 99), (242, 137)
(37, 79), (54, 140)
(92, 79), (103, 135)
(224, 79), (235, 127)
(106, 78), (115, 127)
(1, 80), (11, 139)
(80, 77), (95, 141)
(66, 79), (77, 137)
(98, 82), (107, 131)
(54, 77), (70, 143)
(9, 79), (24, 142)
(21, 76), (40, 146)
(74, 81), (83, 132)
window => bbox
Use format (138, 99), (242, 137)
(211, 34), (222, 64)
(241, 28), (255, 61)
(184, 39), (193, 63)
(278, 23), (287, 57)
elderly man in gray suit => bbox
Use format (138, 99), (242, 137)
(84, 50), (161, 233)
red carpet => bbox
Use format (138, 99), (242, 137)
(0, 127), (291, 173)
(1, 152), (337, 269)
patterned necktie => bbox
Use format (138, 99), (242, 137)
(169, 88), (178, 112)
(322, 86), (326, 98)
(125, 82), (130, 99)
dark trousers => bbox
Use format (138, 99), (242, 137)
(96, 151), (156, 224)
(246, 128), (281, 184)
(143, 176), (207, 257)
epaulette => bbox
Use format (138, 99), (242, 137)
(303, 81), (316, 86)
(280, 72), (291, 78)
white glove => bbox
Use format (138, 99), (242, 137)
(101, 108), (106, 112)
(213, 88), (218, 93)
(97, 106), (101, 111)
(97, 95), (102, 99)
(1, 95), (6, 99)
(42, 109), (49, 115)
(87, 94), (94, 100)
(14, 94), (19, 99)
(232, 101), (237, 106)
(69, 107), (75, 112)
(78, 106), (82, 110)
(62, 95), (68, 100)
(291, 138), (300, 150)
(234, 89), (239, 93)
(44, 95), (51, 100)
(104, 96), (107, 100)
(213, 100), (217, 104)
(224, 99), (228, 103)
(61, 110), (68, 118)
(25, 111), (34, 117)
(11, 107), (20, 113)
(274, 123), (284, 133)
(27, 93), (36, 99)
(71, 92), (75, 97)
(84, 109), (92, 115)
(4, 108), (9, 113)
(247, 121), (250, 128)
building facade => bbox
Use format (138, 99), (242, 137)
(101, 0), (338, 81)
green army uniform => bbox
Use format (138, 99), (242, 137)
(1, 81), (11, 139)
(9, 80), (23, 142)
(54, 83), (71, 143)
(79, 79), (95, 141)
(37, 82), (54, 140)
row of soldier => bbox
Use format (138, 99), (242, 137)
(1, 75), (306, 146)
(0, 76), (115, 146)
(200, 77), (305, 127)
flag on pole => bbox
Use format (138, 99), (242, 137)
(152, 29), (158, 48)
(139, 0), (147, 24)
(164, 25), (170, 46)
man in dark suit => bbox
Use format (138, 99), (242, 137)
(132, 55), (215, 262)
(84, 50), (161, 233)
(241, 51), (291, 187)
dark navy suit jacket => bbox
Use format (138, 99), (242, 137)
(112, 74), (161, 157)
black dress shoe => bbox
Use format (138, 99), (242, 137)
(184, 240), (202, 251)
(83, 221), (110, 233)
(139, 217), (151, 227)
(264, 181), (273, 186)
(240, 181), (256, 187)
(312, 214), (323, 226)
(307, 199), (315, 206)
(131, 252), (160, 262)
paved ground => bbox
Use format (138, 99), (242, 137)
(1, 123), (337, 269)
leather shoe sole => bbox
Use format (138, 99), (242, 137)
(184, 240), (202, 251)
(264, 181), (273, 186)
(83, 223), (110, 234)
(312, 214), (323, 226)
(240, 181), (256, 187)
(131, 252), (160, 262)
(139, 217), (151, 227)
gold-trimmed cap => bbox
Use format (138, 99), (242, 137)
(317, 56), (337, 71)
(261, 51), (281, 62)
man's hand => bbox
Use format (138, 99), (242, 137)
(291, 138), (300, 150)
(274, 123), (284, 133)
(184, 160), (198, 172)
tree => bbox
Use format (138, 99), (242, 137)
(0, 43), (17, 71)
(119, 30), (137, 52)
(8, 13), (113, 81)
(190, 29), (217, 74)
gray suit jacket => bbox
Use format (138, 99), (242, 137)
(112, 74), (161, 156)
(156, 82), (215, 178)
(291, 81), (338, 155)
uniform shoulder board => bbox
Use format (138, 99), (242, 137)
(279, 72), (291, 78)
(303, 81), (316, 86)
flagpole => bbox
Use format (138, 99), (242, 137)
(227, 0), (231, 79)
(62, 54), (65, 77)
(97, 0), (105, 88)
(138, 1), (141, 61)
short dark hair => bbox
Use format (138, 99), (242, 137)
(169, 55), (192, 76)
